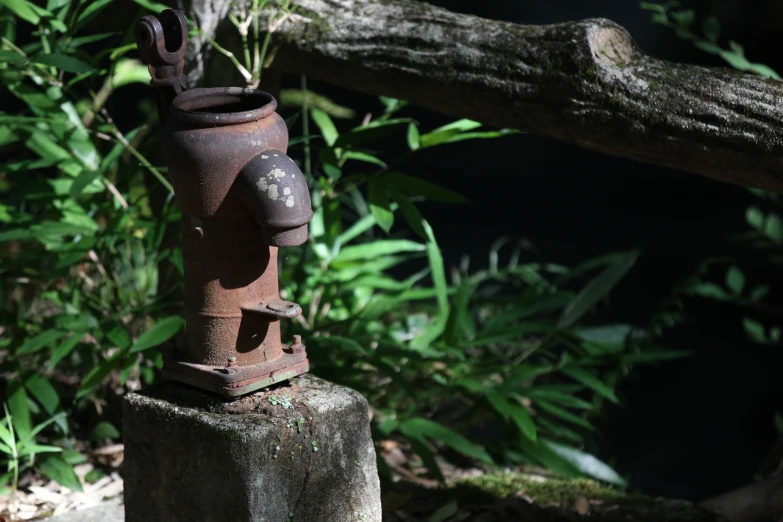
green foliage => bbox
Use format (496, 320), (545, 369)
(0, 0), (180, 490)
(273, 94), (677, 485)
(682, 197), (783, 346)
(641, 2), (780, 78)
(642, 4), (783, 453)
(223, 4), (678, 476)
(0, 404), (68, 496)
(646, 5), (783, 345)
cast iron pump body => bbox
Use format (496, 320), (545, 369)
(135, 10), (312, 397)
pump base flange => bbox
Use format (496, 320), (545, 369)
(162, 351), (309, 397)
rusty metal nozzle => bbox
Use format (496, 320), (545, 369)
(239, 149), (313, 247)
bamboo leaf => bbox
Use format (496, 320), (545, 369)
(746, 207), (765, 230)
(17, 329), (67, 355)
(335, 118), (413, 148)
(3, 0), (41, 24)
(7, 383), (31, 440)
(386, 173), (469, 203)
(400, 417), (492, 464)
(76, 352), (124, 399)
(558, 253), (636, 328)
(90, 422), (120, 440)
(407, 122), (420, 151)
(334, 240), (425, 263)
(743, 317), (767, 343)
(131, 0), (170, 13)
(32, 53), (95, 73)
(424, 221), (448, 320)
(726, 266), (745, 294)
(534, 400), (595, 431)
(39, 455), (83, 492)
(368, 179), (393, 233)
(407, 436), (444, 482)
(419, 119), (481, 148)
(74, 0), (114, 31)
(620, 350), (691, 363)
(0, 408), (16, 451)
(0, 50), (25, 64)
(310, 107), (338, 146)
(542, 440), (626, 486)
(388, 185), (427, 239)
(129, 316), (185, 353)
(17, 444), (62, 457)
(468, 322), (552, 348)
(486, 393), (537, 441)
(342, 151), (386, 168)
(48, 335), (81, 369)
(428, 501), (458, 522)
(336, 214), (376, 246)
(560, 366), (619, 404)
(24, 374), (60, 415)
(20, 414), (65, 446)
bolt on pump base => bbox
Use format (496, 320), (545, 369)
(135, 10), (313, 397)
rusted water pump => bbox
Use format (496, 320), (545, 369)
(135, 10), (312, 397)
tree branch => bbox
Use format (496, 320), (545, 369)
(183, 0), (783, 193)
(701, 474), (783, 522)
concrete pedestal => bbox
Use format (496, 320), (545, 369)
(123, 375), (381, 522)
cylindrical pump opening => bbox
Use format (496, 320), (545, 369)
(170, 87), (277, 126)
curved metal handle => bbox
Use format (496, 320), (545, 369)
(135, 9), (189, 125)
(242, 300), (303, 320)
(135, 9), (188, 68)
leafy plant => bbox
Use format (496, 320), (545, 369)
(642, 1), (783, 477)
(640, 3), (783, 345)
(674, 190), (783, 345)
(0, 403), (71, 500)
(209, 7), (675, 483)
(1, 0), (183, 489)
(274, 94), (680, 484)
(641, 2), (779, 78)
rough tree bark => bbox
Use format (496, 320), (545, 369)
(180, 0), (783, 193)
(700, 475), (783, 522)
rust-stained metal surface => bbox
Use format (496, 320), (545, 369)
(135, 9), (313, 397)
(135, 10), (187, 126)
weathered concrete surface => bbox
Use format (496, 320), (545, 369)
(123, 375), (381, 522)
(47, 497), (124, 522)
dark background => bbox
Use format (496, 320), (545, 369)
(423, 0), (782, 501)
(23, 0), (781, 504)
(275, 0), (783, 501)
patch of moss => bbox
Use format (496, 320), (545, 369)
(453, 473), (624, 506)
(384, 471), (725, 522)
(431, 472), (725, 522)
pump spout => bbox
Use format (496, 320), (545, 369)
(134, 9), (188, 126)
(238, 149), (314, 247)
